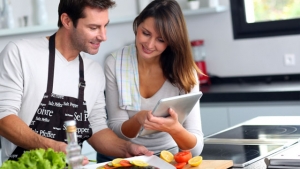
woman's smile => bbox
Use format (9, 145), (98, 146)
(142, 45), (154, 54)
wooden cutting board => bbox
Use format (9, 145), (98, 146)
(173, 160), (233, 169)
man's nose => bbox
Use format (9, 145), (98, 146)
(97, 28), (107, 41)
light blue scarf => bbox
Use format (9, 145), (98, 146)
(111, 44), (141, 111)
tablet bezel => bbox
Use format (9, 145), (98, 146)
(139, 92), (203, 136)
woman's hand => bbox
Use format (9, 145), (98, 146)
(135, 110), (151, 126)
(143, 108), (183, 134)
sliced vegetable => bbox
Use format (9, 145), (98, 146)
(120, 160), (132, 167)
(111, 158), (123, 167)
(160, 150), (174, 163)
(174, 151), (192, 163)
(188, 156), (203, 167)
(102, 164), (114, 169)
(131, 160), (149, 167)
(174, 162), (186, 169)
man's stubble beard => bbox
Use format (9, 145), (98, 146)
(70, 28), (91, 54)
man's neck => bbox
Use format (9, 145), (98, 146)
(54, 29), (80, 61)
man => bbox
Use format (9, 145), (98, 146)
(0, 0), (153, 164)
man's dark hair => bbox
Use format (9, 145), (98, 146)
(57, 0), (115, 28)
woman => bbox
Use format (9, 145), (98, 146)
(98, 0), (204, 162)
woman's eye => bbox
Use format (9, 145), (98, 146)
(90, 27), (97, 30)
(143, 31), (150, 36)
(158, 39), (165, 43)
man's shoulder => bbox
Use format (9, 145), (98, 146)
(10, 37), (48, 49)
(12, 37), (46, 44)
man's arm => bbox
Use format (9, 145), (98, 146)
(0, 42), (67, 155)
(88, 128), (153, 158)
(0, 115), (67, 153)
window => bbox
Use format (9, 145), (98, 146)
(230, 0), (300, 39)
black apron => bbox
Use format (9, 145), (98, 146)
(9, 33), (93, 160)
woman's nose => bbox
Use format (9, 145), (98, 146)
(146, 38), (155, 49)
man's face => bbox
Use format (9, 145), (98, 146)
(70, 6), (109, 55)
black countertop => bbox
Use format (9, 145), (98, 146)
(200, 74), (300, 103)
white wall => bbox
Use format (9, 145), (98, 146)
(187, 0), (300, 77)
(0, 0), (300, 77)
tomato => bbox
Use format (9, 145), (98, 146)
(174, 151), (192, 163)
(120, 160), (132, 167)
(174, 162), (186, 169)
(103, 164), (114, 169)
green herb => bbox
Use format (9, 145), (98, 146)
(0, 148), (66, 169)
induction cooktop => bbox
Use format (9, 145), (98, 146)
(202, 125), (300, 168)
(210, 125), (300, 140)
(201, 143), (284, 167)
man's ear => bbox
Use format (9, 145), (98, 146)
(60, 13), (73, 29)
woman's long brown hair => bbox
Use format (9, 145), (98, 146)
(133, 0), (202, 93)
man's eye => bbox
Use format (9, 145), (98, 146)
(90, 27), (97, 30)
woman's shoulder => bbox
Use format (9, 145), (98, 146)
(104, 54), (116, 68)
(109, 44), (136, 59)
(105, 43), (136, 68)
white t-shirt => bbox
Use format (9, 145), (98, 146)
(0, 37), (107, 162)
(104, 48), (204, 156)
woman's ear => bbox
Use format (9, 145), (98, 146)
(60, 13), (73, 29)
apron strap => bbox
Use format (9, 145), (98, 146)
(46, 33), (56, 94)
(78, 55), (85, 101)
(46, 33), (85, 101)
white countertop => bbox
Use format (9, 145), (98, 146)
(242, 116), (300, 125)
(205, 116), (300, 143)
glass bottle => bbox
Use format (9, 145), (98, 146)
(1, 0), (15, 29)
(65, 120), (83, 169)
(33, 0), (48, 25)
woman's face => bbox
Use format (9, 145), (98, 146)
(135, 17), (168, 60)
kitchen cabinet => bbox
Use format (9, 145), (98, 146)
(200, 101), (300, 137)
(0, 6), (227, 37)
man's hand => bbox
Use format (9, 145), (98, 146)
(89, 128), (153, 158)
(53, 141), (68, 154)
(124, 141), (153, 158)
(82, 156), (89, 166)
(0, 115), (70, 152)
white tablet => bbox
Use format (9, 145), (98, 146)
(139, 92), (203, 136)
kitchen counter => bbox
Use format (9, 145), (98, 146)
(204, 116), (300, 169)
(200, 74), (300, 103)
